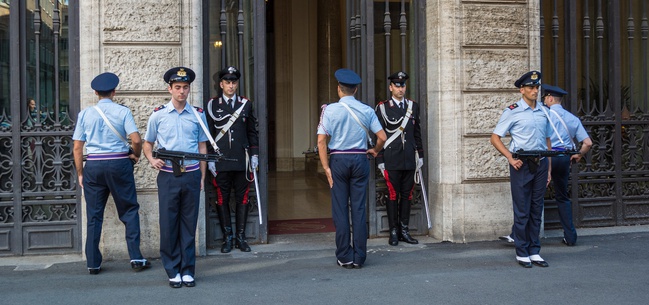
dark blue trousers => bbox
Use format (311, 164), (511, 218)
(83, 158), (143, 268)
(157, 170), (201, 278)
(551, 155), (578, 244)
(510, 157), (548, 258)
(330, 154), (369, 265)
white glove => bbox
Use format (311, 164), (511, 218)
(251, 155), (259, 170)
(417, 158), (424, 169)
(208, 161), (217, 177)
(378, 163), (386, 178)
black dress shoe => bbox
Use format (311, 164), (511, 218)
(88, 267), (101, 275)
(562, 238), (575, 246)
(517, 260), (532, 268)
(532, 260), (549, 267)
(337, 260), (354, 269)
(130, 260), (151, 271)
(169, 281), (182, 288)
(182, 275), (195, 287)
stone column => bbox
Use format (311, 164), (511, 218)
(426, 1), (540, 242)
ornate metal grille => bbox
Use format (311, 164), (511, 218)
(0, 0), (79, 256)
(541, 0), (649, 229)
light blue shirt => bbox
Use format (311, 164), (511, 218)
(317, 96), (383, 150)
(72, 99), (138, 154)
(144, 100), (209, 166)
(493, 98), (552, 152)
(548, 104), (589, 149)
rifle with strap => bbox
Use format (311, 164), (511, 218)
(153, 148), (237, 176)
(511, 149), (580, 159)
(512, 149), (580, 174)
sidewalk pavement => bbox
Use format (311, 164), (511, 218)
(2, 226), (649, 305)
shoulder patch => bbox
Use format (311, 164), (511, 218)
(507, 103), (519, 110)
(193, 106), (204, 113)
(154, 105), (166, 112)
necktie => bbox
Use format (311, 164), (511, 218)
(228, 98), (234, 108)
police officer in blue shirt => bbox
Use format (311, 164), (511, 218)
(143, 67), (208, 288)
(542, 84), (592, 246)
(491, 71), (553, 268)
(317, 68), (387, 269)
(73, 72), (150, 275)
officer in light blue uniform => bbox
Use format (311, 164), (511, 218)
(316, 68), (386, 269)
(542, 84), (592, 246)
(143, 67), (208, 288)
(491, 70), (553, 268)
(72, 72), (150, 274)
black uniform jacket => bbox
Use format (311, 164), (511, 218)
(205, 95), (259, 172)
(374, 98), (423, 171)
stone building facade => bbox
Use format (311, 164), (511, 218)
(72, 0), (542, 259)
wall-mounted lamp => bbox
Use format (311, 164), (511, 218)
(213, 40), (223, 48)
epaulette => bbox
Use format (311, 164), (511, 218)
(507, 103), (519, 110)
(193, 106), (204, 113)
(154, 105), (166, 112)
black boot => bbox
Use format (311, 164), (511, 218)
(221, 227), (233, 253)
(235, 204), (251, 252)
(399, 222), (419, 244)
(215, 203), (233, 253)
(398, 200), (418, 244)
(389, 228), (399, 246)
(386, 200), (399, 246)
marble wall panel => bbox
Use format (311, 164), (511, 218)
(463, 49), (529, 90)
(464, 92), (520, 135)
(102, 0), (181, 42)
(462, 4), (527, 46)
(104, 47), (180, 91)
(464, 137), (510, 180)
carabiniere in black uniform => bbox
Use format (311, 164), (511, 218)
(205, 66), (259, 253)
(375, 71), (424, 246)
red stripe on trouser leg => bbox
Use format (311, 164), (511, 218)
(408, 182), (415, 200)
(213, 177), (225, 206)
(242, 182), (251, 205)
(384, 171), (397, 200)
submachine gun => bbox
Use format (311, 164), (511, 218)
(153, 148), (236, 176)
(511, 149), (581, 173)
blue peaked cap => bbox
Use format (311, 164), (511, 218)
(514, 70), (541, 88)
(91, 72), (119, 91)
(541, 84), (568, 97)
(335, 68), (362, 86)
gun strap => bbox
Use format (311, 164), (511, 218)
(191, 105), (220, 152)
(549, 109), (577, 149)
(93, 106), (129, 145)
(339, 101), (374, 146)
(538, 103), (564, 147)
